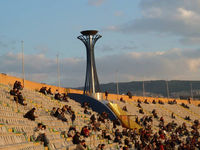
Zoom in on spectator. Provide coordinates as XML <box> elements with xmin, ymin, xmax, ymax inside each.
<box><xmin>71</xmin><ymin>111</ymin><xmax>76</xmax><ymax>124</ymax></box>
<box><xmin>47</xmin><ymin>88</ymin><xmax>53</xmax><ymax>95</ymax></box>
<box><xmin>102</xmin><ymin>130</ymin><xmax>112</xmax><ymax>140</ymax></box>
<box><xmin>10</xmin><ymin>88</ymin><xmax>18</xmax><ymax>96</ymax></box>
<box><xmin>32</xmin><ymin>123</ymin><xmax>49</xmax><ymax>147</ymax></box>
<box><xmin>73</xmin><ymin>132</ymin><xmax>81</xmax><ymax>144</ymax></box>
<box><xmin>152</xmin><ymin>99</ymin><xmax>156</xmax><ymax>104</ymax></box>
<box><xmin>144</xmin><ymin>99</ymin><xmax>149</xmax><ymax>104</ymax></box>
<box><xmin>55</xmin><ymin>91</ymin><xmax>62</xmax><ymax>101</ymax></box>
<box><xmin>120</xmin><ymin>97</ymin><xmax>125</xmax><ymax>103</ymax></box>
<box><xmin>67</xmin><ymin>126</ymin><xmax>76</xmax><ymax>137</ymax></box>
<box><xmin>90</xmin><ymin>114</ymin><xmax>96</xmax><ymax>123</ymax></box>
<box><xmin>39</xmin><ymin>87</ymin><xmax>47</xmax><ymax>95</ymax></box>
<box><xmin>84</xmin><ymin>108</ymin><xmax>91</xmax><ymax>115</ymax></box>
<box><xmin>171</xmin><ymin>112</ymin><xmax>175</xmax><ymax>119</ymax></box>
<box><xmin>75</xmin><ymin>140</ymin><xmax>87</xmax><ymax>150</ymax></box>
<box><xmin>81</xmin><ymin>126</ymin><xmax>90</xmax><ymax>137</ymax></box>
<box><xmin>24</xmin><ymin>108</ymin><xmax>38</xmax><ymax>121</ymax></box>
<box><xmin>122</xmin><ymin>106</ymin><xmax>128</xmax><ymax>112</ymax></box>
<box><xmin>62</xmin><ymin>93</ymin><xmax>69</xmax><ymax>102</ymax></box>
<box><xmin>114</xmin><ymin>135</ymin><xmax>122</xmax><ymax>144</ymax></box>
<box><xmin>105</xmin><ymin>91</ymin><xmax>108</xmax><ymax>100</ymax></box>
<box><xmin>50</xmin><ymin>107</ymin><xmax>57</xmax><ymax>116</ymax></box>
<box><xmin>13</xmin><ymin>81</ymin><xmax>23</xmax><ymax>90</ymax></box>
<box><xmin>127</xmin><ymin>91</ymin><xmax>132</xmax><ymax>99</ymax></box>
<box><xmin>17</xmin><ymin>92</ymin><xmax>27</xmax><ymax>106</ymax></box>
<box><xmin>139</xmin><ymin>108</ymin><xmax>144</xmax><ymax>114</ymax></box>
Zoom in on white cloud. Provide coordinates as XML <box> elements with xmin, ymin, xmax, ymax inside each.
<box><xmin>111</xmin><ymin>0</ymin><xmax>200</xmax><ymax>45</ymax></box>
<box><xmin>1</xmin><ymin>48</ymin><xmax>200</xmax><ymax>88</ymax></box>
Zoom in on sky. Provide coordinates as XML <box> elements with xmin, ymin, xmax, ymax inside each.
<box><xmin>1</xmin><ymin>0</ymin><xmax>200</xmax><ymax>88</ymax></box>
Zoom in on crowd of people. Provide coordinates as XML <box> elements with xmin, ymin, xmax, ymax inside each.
<box><xmin>39</xmin><ymin>86</ymin><xmax>69</xmax><ymax>102</ymax></box>
<box><xmin>10</xmin><ymin>81</ymin><xmax>27</xmax><ymax>106</ymax></box>
<box><xmin>7</xmin><ymin>81</ymin><xmax>200</xmax><ymax>149</ymax></box>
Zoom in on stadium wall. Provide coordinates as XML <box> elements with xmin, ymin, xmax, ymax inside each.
<box><xmin>0</xmin><ymin>73</ymin><xmax>199</xmax><ymax>105</ymax></box>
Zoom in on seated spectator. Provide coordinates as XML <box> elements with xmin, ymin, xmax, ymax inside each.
<box><xmin>160</xmin><ymin>117</ymin><xmax>164</xmax><ymax>124</ymax></box>
<box><xmin>90</xmin><ymin>114</ymin><xmax>96</xmax><ymax>123</ymax></box>
<box><xmin>100</xmin><ymin>144</ymin><xmax>105</xmax><ymax>150</ymax></box>
<box><xmin>115</xmin><ymin>129</ymin><xmax>122</xmax><ymax>138</ymax></box>
<box><xmin>124</xmin><ymin>138</ymin><xmax>132</xmax><ymax>148</ymax></box>
<box><xmin>135</xmin><ymin>116</ymin><xmax>140</xmax><ymax>124</ymax></box>
<box><xmin>96</xmin><ymin>144</ymin><xmax>101</xmax><ymax>150</ymax></box>
<box><xmin>122</xmin><ymin>106</ymin><xmax>128</xmax><ymax>111</ymax></box>
<box><xmin>139</xmin><ymin>108</ymin><xmax>144</xmax><ymax>114</ymax></box>
<box><xmin>93</xmin><ymin>121</ymin><xmax>101</xmax><ymax>131</ymax></box>
<box><xmin>58</xmin><ymin>112</ymin><xmax>68</xmax><ymax>122</ymax></box>
<box><xmin>81</xmin><ymin>126</ymin><xmax>90</xmax><ymax>137</ymax></box>
<box><xmin>152</xmin><ymin>109</ymin><xmax>159</xmax><ymax>119</ymax></box>
<box><xmin>24</xmin><ymin>108</ymin><xmax>38</xmax><ymax>121</ymax></box>
<box><xmin>50</xmin><ymin>107</ymin><xmax>56</xmax><ymax>116</ymax></box>
<box><xmin>32</xmin><ymin>123</ymin><xmax>49</xmax><ymax>147</ymax></box>
<box><xmin>39</xmin><ymin>87</ymin><xmax>47</xmax><ymax>95</ymax></box>
<box><xmin>13</xmin><ymin>81</ymin><xmax>23</xmax><ymax>90</ymax></box>
<box><xmin>144</xmin><ymin>99</ymin><xmax>149</xmax><ymax>104</ymax></box>
<box><xmin>101</xmin><ymin>112</ymin><xmax>108</xmax><ymax>120</ymax></box>
<box><xmin>54</xmin><ymin>108</ymin><xmax>61</xmax><ymax>117</ymax></box>
<box><xmin>61</xmin><ymin>105</ymin><xmax>67</xmax><ymax>113</ymax></box>
<box><xmin>67</xmin><ymin>126</ymin><xmax>76</xmax><ymax>137</ymax></box>
<box><xmin>122</xmin><ymin>128</ymin><xmax>128</xmax><ymax>137</ymax></box>
<box><xmin>120</xmin><ymin>97</ymin><xmax>125</xmax><ymax>103</ymax></box>
<box><xmin>152</xmin><ymin>100</ymin><xmax>156</xmax><ymax>104</ymax></box>
<box><xmin>181</xmin><ymin>103</ymin><xmax>189</xmax><ymax>109</ymax></box>
<box><xmin>158</xmin><ymin>100</ymin><xmax>164</xmax><ymax>105</ymax></box>
<box><xmin>62</xmin><ymin>93</ymin><xmax>69</xmax><ymax>102</ymax></box>
<box><xmin>137</xmin><ymin>103</ymin><xmax>141</xmax><ymax>108</ymax></box>
<box><xmin>171</xmin><ymin>112</ymin><xmax>175</xmax><ymax>119</ymax></box>
<box><xmin>185</xmin><ymin>116</ymin><xmax>191</xmax><ymax>121</ymax></box>
<box><xmin>10</xmin><ymin>88</ymin><xmax>18</xmax><ymax>96</ymax></box>
<box><xmin>73</xmin><ymin>132</ymin><xmax>81</xmax><ymax>144</ymax></box>
<box><xmin>67</xmin><ymin>106</ymin><xmax>73</xmax><ymax>114</ymax></box>
<box><xmin>137</xmin><ymin>99</ymin><xmax>141</xmax><ymax>104</ymax></box>
<box><xmin>47</xmin><ymin>88</ymin><xmax>53</xmax><ymax>95</ymax></box>
<box><xmin>113</xmin><ymin>119</ymin><xmax>121</xmax><ymax>128</ymax></box>
<box><xmin>17</xmin><ymin>92</ymin><xmax>27</xmax><ymax>106</ymax></box>
<box><xmin>114</xmin><ymin>135</ymin><xmax>122</xmax><ymax>144</ymax></box>
<box><xmin>84</xmin><ymin>108</ymin><xmax>91</xmax><ymax>115</ymax></box>
<box><xmin>102</xmin><ymin>130</ymin><xmax>112</xmax><ymax>140</ymax></box>
<box><xmin>75</xmin><ymin>140</ymin><xmax>87</xmax><ymax>150</ymax></box>
<box><xmin>54</xmin><ymin>91</ymin><xmax>62</xmax><ymax>101</ymax></box>
<box><xmin>81</xmin><ymin>102</ymin><xmax>90</xmax><ymax>109</ymax></box>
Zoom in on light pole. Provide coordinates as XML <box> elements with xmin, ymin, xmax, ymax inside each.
<box><xmin>116</xmin><ymin>70</ymin><xmax>119</xmax><ymax>100</ymax></box>
<box><xmin>190</xmin><ymin>83</ymin><xmax>193</xmax><ymax>100</ymax></box>
<box><xmin>166</xmin><ymin>80</ymin><xmax>170</xmax><ymax>99</ymax></box>
<box><xmin>56</xmin><ymin>53</ymin><xmax>61</xmax><ymax>92</ymax></box>
<box><xmin>21</xmin><ymin>40</ymin><xmax>25</xmax><ymax>87</ymax></box>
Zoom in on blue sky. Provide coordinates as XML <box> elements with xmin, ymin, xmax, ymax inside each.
<box><xmin>1</xmin><ymin>0</ymin><xmax>200</xmax><ymax>87</ymax></box>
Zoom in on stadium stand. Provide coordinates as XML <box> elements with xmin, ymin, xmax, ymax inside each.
<box><xmin>0</xmin><ymin>75</ymin><xmax>200</xmax><ymax>149</ymax></box>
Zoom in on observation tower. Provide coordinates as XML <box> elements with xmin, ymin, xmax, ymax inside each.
<box><xmin>77</xmin><ymin>30</ymin><xmax>102</xmax><ymax>97</ymax></box>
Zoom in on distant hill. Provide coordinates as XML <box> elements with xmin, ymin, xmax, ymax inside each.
<box><xmin>98</xmin><ymin>80</ymin><xmax>200</xmax><ymax>99</ymax></box>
